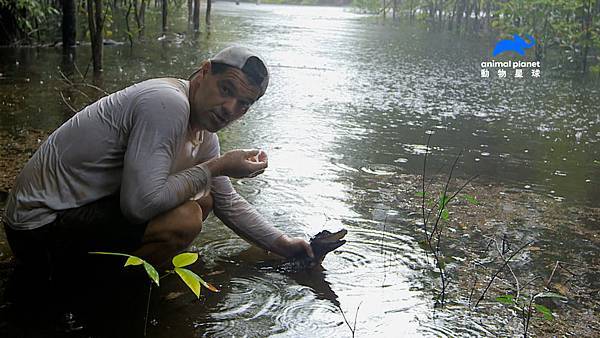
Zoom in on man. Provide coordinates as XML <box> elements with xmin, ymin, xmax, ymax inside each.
<box><xmin>3</xmin><ymin>46</ymin><xmax>314</xmax><ymax>273</ymax></box>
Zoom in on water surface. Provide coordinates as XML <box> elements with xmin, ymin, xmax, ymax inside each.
<box><xmin>0</xmin><ymin>3</ymin><xmax>599</xmax><ymax>337</ymax></box>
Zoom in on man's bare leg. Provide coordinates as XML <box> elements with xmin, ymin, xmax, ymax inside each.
<box><xmin>133</xmin><ymin>194</ymin><xmax>213</xmax><ymax>267</ymax></box>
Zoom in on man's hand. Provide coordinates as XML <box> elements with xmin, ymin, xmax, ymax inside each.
<box><xmin>205</xmin><ymin>149</ymin><xmax>268</xmax><ymax>178</ymax></box>
<box><xmin>272</xmin><ymin>234</ymin><xmax>315</xmax><ymax>259</ymax></box>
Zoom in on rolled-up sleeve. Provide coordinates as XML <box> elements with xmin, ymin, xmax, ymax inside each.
<box><xmin>203</xmin><ymin>134</ymin><xmax>284</xmax><ymax>250</ymax></box>
<box><xmin>120</xmin><ymin>88</ymin><xmax>212</xmax><ymax>223</ymax></box>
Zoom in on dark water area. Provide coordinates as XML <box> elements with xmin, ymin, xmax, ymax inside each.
<box><xmin>1</xmin><ymin>3</ymin><xmax>599</xmax><ymax>337</ymax></box>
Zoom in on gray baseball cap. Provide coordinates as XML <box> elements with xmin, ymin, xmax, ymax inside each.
<box><xmin>211</xmin><ymin>46</ymin><xmax>269</xmax><ymax>97</ymax></box>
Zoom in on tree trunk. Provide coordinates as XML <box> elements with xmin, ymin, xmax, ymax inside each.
<box><xmin>134</xmin><ymin>0</ymin><xmax>146</xmax><ymax>38</ymax></box>
<box><xmin>392</xmin><ymin>0</ymin><xmax>397</xmax><ymax>20</ymax></box>
<box><xmin>88</xmin><ymin>0</ymin><xmax>104</xmax><ymax>74</ymax></box>
<box><xmin>582</xmin><ymin>0</ymin><xmax>592</xmax><ymax>72</ymax></box>
<box><xmin>205</xmin><ymin>0</ymin><xmax>212</xmax><ymax>28</ymax></box>
<box><xmin>193</xmin><ymin>0</ymin><xmax>200</xmax><ymax>31</ymax></box>
<box><xmin>188</xmin><ymin>0</ymin><xmax>192</xmax><ymax>26</ymax></box>
<box><xmin>162</xmin><ymin>0</ymin><xmax>168</xmax><ymax>33</ymax></box>
<box><xmin>62</xmin><ymin>0</ymin><xmax>77</xmax><ymax>51</ymax></box>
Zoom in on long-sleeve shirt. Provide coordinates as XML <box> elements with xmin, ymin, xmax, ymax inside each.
<box><xmin>4</xmin><ymin>78</ymin><xmax>284</xmax><ymax>250</ymax></box>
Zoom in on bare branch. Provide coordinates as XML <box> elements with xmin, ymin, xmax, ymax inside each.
<box><xmin>474</xmin><ymin>240</ymin><xmax>534</xmax><ymax>308</ymax></box>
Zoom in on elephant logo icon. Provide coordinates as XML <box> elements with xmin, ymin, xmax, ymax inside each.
<box><xmin>493</xmin><ymin>34</ymin><xmax>536</xmax><ymax>57</ymax></box>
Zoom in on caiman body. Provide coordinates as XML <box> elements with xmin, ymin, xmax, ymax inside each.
<box><xmin>269</xmin><ymin>229</ymin><xmax>347</xmax><ymax>273</ymax></box>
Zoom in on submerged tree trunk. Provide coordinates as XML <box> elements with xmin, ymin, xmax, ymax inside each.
<box><xmin>88</xmin><ymin>0</ymin><xmax>104</xmax><ymax>74</ymax></box>
<box><xmin>188</xmin><ymin>0</ymin><xmax>193</xmax><ymax>26</ymax></box>
<box><xmin>162</xmin><ymin>0</ymin><xmax>168</xmax><ymax>33</ymax></box>
<box><xmin>206</xmin><ymin>0</ymin><xmax>212</xmax><ymax>28</ymax></box>
<box><xmin>581</xmin><ymin>0</ymin><xmax>593</xmax><ymax>73</ymax></box>
<box><xmin>62</xmin><ymin>0</ymin><xmax>77</xmax><ymax>51</ymax></box>
<box><xmin>134</xmin><ymin>0</ymin><xmax>147</xmax><ymax>38</ymax></box>
<box><xmin>193</xmin><ymin>0</ymin><xmax>200</xmax><ymax>31</ymax></box>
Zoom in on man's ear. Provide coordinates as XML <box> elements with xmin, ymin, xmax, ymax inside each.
<box><xmin>200</xmin><ymin>60</ymin><xmax>212</xmax><ymax>78</ymax></box>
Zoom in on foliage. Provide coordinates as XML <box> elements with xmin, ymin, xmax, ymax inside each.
<box><xmin>495</xmin><ymin>291</ymin><xmax>568</xmax><ymax>335</ymax></box>
<box><xmin>0</xmin><ymin>0</ymin><xmax>60</xmax><ymax>42</ymax></box>
<box><xmin>493</xmin><ymin>0</ymin><xmax>600</xmax><ymax>70</ymax></box>
<box><xmin>90</xmin><ymin>251</ymin><xmax>219</xmax><ymax>298</ymax></box>
<box><xmin>352</xmin><ymin>0</ymin><xmax>600</xmax><ymax>73</ymax></box>
<box><xmin>352</xmin><ymin>0</ymin><xmax>380</xmax><ymax>14</ymax></box>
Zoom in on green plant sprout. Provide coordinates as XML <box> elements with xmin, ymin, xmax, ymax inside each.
<box><xmin>495</xmin><ymin>291</ymin><xmax>567</xmax><ymax>337</ymax></box>
<box><xmin>90</xmin><ymin>251</ymin><xmax>219</xmax><ymax>297</ymax></box>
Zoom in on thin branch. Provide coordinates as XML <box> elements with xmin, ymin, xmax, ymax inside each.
<box><xmin>494</xmin><ymin>238</ymin><xmax>521</xmax><ymax>300</ymax></box>
<box><xmin>352</xmin><ymin>301</ymin><xmax>362</xmax><ymax>335</ymax></box>
<box><xmin>428</xmin><ymin>150</ymin><xmax>462</xmax><ymax>243</ymax></box>
<box><xmin>422</xmin><ymin>132</ymin><xmax>432</xmax><ymax>237</ymax></box>
<box><xmin>144</xmin><ymin>282</ymin><xmax>152</xmax><ymax>337</ymax></box>
<box><xmin>60</xmin><ymin>91</ymin><xmax>78</xmax><ymax>113</ymax></box>
<box><xmin>337</xmin><ymin>305</ymin><xmax>353</xmax><ymax>336</ymax></box>
<box><xmin>474</xmin><ymin>240</ymin><xmax>534</xmax><ymax>308</ymax></box>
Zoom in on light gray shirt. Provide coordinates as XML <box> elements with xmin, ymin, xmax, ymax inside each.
<box><xmin>4</xmin><ymin>78</ymin><xmax>283</xmax><ymax>249</ymax></box>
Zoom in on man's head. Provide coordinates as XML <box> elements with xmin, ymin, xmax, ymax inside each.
<box><xmin>188</xmin><ymin>46</ymin><xmax>269</xmax><ymax>132</ymax></box>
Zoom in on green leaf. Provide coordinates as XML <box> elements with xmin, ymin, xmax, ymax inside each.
<box><xmin>124</xmin><ymin>256</ymin><xmax>144</xmax><ymax>266</ymax></box>
<box><xmin>172</xmin><ymin>252</ymin><xmax>198</xmax><ymax>268</ymax></box>
<box><xmin>534</xmin><ymin>304</ymin><xmax>553</xmax><ymax>321</ymax></box>
<box><xmin>441</xmin><ymin>209</ymin><xmax>449</xmax><ymax>221</ymax></box>
<box><xmin>197</xmin><ymin>275</ymin><xmax>220</xmax><ymax>293</ymax></box>
<box><xmin>175</xmin><ymin>267</ymin><xmax>201</xmax><ymax>298</ymax></box>
<box><xmin>535</xmin><ymin>292</ymin><xmax>567</xmax><ymax>300</ymax></box>
<box><xmin>415</xmin><ymin>191</ymin><xmax>427</xmax><ymax>197</ymax></box>
<box><xmin>463</xmin><ymin>194</ymin><xmax>478</xmax><ymax>205</ymax></box>
<box><xmin>496</xmin><ymin>295</ymin><xmax>515</xmax><ymax>305</ymax></box>
<box><xmin>144</xmin><ymin>262</ymin><xmax>160</xmax><ymax>286</ymax></box>
<box><xmin>438</xmin><ymin>193</ymin><xmax>450</xmax><ymax>208</ymax></box>
<box><xmin>417</xmin><ymin>240</ymin><xmax>431</xmax><ymax>251</ymax></box>
<box><xmin>436</xmin><ymin>258</ymin><xmax>446</xmax><ymax>270</ymax></box>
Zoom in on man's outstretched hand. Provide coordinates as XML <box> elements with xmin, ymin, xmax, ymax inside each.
<box><xmin>205</xmin><ymin>149</ymin><xmax>268</xmax><ymax>178</ymax></box>
<box><xmin>272</xmin><ymin>234</ymin><xmax>315</xmax><ymax>259</ymax></box>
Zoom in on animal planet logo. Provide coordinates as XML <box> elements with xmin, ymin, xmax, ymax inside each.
<box><xmin>493</xmin><ymin>34</ymin><xmax>535</xmax><ymax>56</ymax></box>
<box><xmin>480</xmin><ymin>34</ymin><xmax>541</xmax><ymax>78</ymax></box>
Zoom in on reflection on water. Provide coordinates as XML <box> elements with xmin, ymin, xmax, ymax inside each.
<box><xmin>1</xmin><ymin>2</ymin><xmax>599</xmax><ymax>337</ymax></box>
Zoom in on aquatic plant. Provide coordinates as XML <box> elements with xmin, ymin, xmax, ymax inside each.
<box><xmin>90</xmin><ymin>251</ymin><xmax>219</xmax><ymax>296</ymax></box>
<box><xmin>90</xmin><ymin>251</ymin><xmax>219</xmax><ymax>336</ymax></box>
<box><xmin>495</xmin><ymin>291</ymin><xmax>567</xmax><ymax>338</ymax></box>
<box><xmin>419</xmin><ymin>132</ymin><xmax>478</xmax><ymax>307</ymax></box>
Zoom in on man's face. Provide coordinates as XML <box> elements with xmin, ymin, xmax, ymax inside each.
<box><xmin>189</xmin><ymin>62</ymin><xmax>262</xmax><ymax>132</ymax></box>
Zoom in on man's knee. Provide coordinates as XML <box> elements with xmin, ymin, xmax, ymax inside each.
<box><xmin>145</xmin><ymin>201</ymin><xmax>204</xmax><ymax>250</ymax></box>
<box><xmin>196</xmin><ymin>193</ymin><xmax>213</xmax><ymax>221</ymax></box>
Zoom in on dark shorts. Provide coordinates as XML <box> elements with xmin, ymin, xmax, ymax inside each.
<box><xmin>4</xmin><ymin>193</ymin><xmax>148</xmax><ymax>271</ymax></box>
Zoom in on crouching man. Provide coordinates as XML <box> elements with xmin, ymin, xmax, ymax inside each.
<box><xmin>3</xmin><ymin>46</ymin><xmax>313</xmax><ymax>276</ymax></box>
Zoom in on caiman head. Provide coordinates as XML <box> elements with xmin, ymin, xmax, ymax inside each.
<box><xmin>309</xmin><ymin>229</ymin><xmax>347</xmax><ymax>264</ymax></box>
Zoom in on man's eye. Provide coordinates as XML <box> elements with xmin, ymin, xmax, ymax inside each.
<box><xmin>221</xmin><ymin>86</ymin><xmax>231</xmax><ymax>96</ymax></box>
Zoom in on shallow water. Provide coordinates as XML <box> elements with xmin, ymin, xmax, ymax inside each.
<box><xmin>0</xmin><ymin>3</ymin><xmax>599</xmax><ymax>337</ymax></box>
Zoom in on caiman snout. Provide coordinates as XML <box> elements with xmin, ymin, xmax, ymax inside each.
<box><xmin>310</xmin><ymin>229</ymin><xmax>347</xmax><ymax>263</ymax></box>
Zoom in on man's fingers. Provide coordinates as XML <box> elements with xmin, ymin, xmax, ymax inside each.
<box><xmin>248</xmin><ymin>169</ymin><xmax>265</xmax><ymax>178</ymax></box>
<box><xmin>304</xmin><ymin>241</ymin><xmax>315</xmax><ymax>259</ymax></box>
<box><xmin>257</xmin><ymin>150</ymin><xmax>268</xmax><ymax>162</ymax></box>
<box><xmin>244</xmin><ymin>149</ymin><xmax>261</xmax><ymax>158</ymax></box>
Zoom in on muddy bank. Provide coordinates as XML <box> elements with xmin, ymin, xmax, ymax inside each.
<box><xmin>0</xmin><ymin>129</ymin><xmax>49</xmax><ymax>194</ymax></box>
<box><xmin>398</xmin><ymin>175</ymin><xmax>600</xmax><ymax>337</ymax></box>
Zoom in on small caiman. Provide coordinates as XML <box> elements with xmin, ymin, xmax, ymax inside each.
<box><xmin>262</xmin><ymin>229</ymin><xmax>348</xmax><ymax>273</ymax></box>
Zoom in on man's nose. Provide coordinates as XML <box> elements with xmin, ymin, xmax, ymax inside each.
<box><xmin>222</xmin><ymin>98</ymin><xmax>241</xmax><ymax>118</ymax></box>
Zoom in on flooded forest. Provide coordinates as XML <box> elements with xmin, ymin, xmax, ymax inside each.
<box><xmin>0</xmin><ymin>0</ymin><xmax>599</xmax><ymax>337</ymax></box>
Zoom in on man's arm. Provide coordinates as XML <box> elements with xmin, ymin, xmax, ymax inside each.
<box><xmin>120</xmin><ymin>87</ymin><xmax>212</xmax><ymax>223</ymax></box>
<box><xmin>203</xmin><ymin>134</ymin><xmax>313</xmax><ymax>258</ymax></box>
